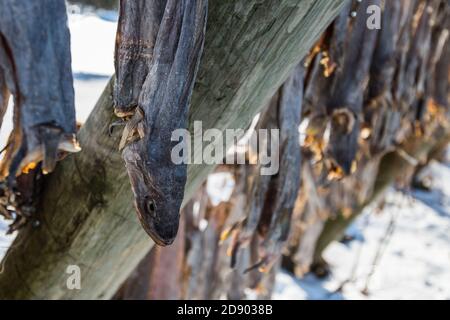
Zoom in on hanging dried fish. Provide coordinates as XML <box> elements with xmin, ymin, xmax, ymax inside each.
<box><xmin>392</xmin><ymin>0</ymin><xmax>420</xmax><ymax>108</ymax></box>
<box><xmin>432</xmin><ymin>33</ymin><xmax>449</xmax><ymax>110</ymax></box>
<box><xmin>416</xmin><ymin>2</ymin><xmax>449</xmax><ymax>128</ymax></box>
<box><xmin>254</xmin><ymin>65</ymin><xmax>304</xmax><ymax>271</ymax></box>
<box><xmin>0</xmin><ymin>0</ymin><xmax>80</xmax><ymax>183</ymax></box>
<box><xmin>326</xmin><ymin>0</ymin><xmax>380</xmax><ymax>175</ymax></box>
<box><xmin>114</xmin><ymin>0</ymin><xmax>166</xmax><ymax>118</ymax></box>
<box><xmin>367</xmin><ymin>0</ymin><xmax>402</xmax><ymax>102</ymax></box>
<box><xmin>115</xmin><ymin>0</ymin><xmax>208</xmax><ymax>245</ymax></box>
<box><xmin>229</xmin><ymin>65</ymin><xmax>305</xmax><ymax>272</ymax></box>
<box><xmin>303</xmin><ymin>3</ymin><xmax>351</xmax><ymax>161</ymax></box>
<box><xmin>364</xmin><ymin>0</ymin><xmax>402</xmax><ymax>154</ymax></box>
<box><xmin>400</xmin><ymin>0</ymin><xmax>438</xmax><ymax>111</ymax></box>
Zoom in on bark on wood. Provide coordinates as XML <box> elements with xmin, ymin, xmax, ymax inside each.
<box><xmin>0</xmin><ymin>0</ymin><xmax>346</xmax><ymax>299</ymax></box>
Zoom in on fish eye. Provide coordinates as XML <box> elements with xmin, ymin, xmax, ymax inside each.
<box><xmin>147</xmin><ymin>200</ymin><xmax>156</xmax><ymax>214</ymax></box>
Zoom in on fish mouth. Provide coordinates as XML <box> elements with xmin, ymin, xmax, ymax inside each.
<box><xmin>125</xmin><ymin>160</ymin><xmax>177</xmax><ymax>246</ymax></box>
<box><xmin>134</xmin><ymin>200</ymin><xmax>176</xmax><ymax>246</ymax></box>
<box><xmin>142</xmin><ymin>226</ymin><xmax>175</xmax><ymax>246</ymax></box>
<box><xmin>122</xmin><ymin>142</ymin><xmax>179</xmax><ymax>246</ymax></box>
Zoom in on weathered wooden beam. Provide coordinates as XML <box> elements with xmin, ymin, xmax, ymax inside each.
<box><xmin>0</xmin><ymin>0</ymin><xmax>345</xmax><ymax>299</ymax></box>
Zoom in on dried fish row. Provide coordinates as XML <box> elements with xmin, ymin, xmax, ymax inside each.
<box><xmin>287</xmin><ymin>0</ymin><xmax>450</xmax><ymax>277</ymax></box>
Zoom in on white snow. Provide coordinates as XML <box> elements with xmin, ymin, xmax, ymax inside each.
<box><xmin>207</xmin><ymin>172</ymin><xmax>236</xmax><ymax>206</ymax></box>
<box><xmin>1</xmin><ymin>10</ymin><xmax>450</xmax><ymax>300</ymax></box>
<box><xmin>69</xmin><ymin>12</ymin><xmax>117</xmax><ymax>77</ymax></box>
<box><xmin>69</xmin><ymin>10</ymin><xmax>117</xmax><ymax>123</ymax></box>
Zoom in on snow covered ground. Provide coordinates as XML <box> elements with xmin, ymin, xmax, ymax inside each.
<box><xmin>1</xmin><ymin>9</ymin><xmax>450</xmax><ymax>300</ymax></box>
